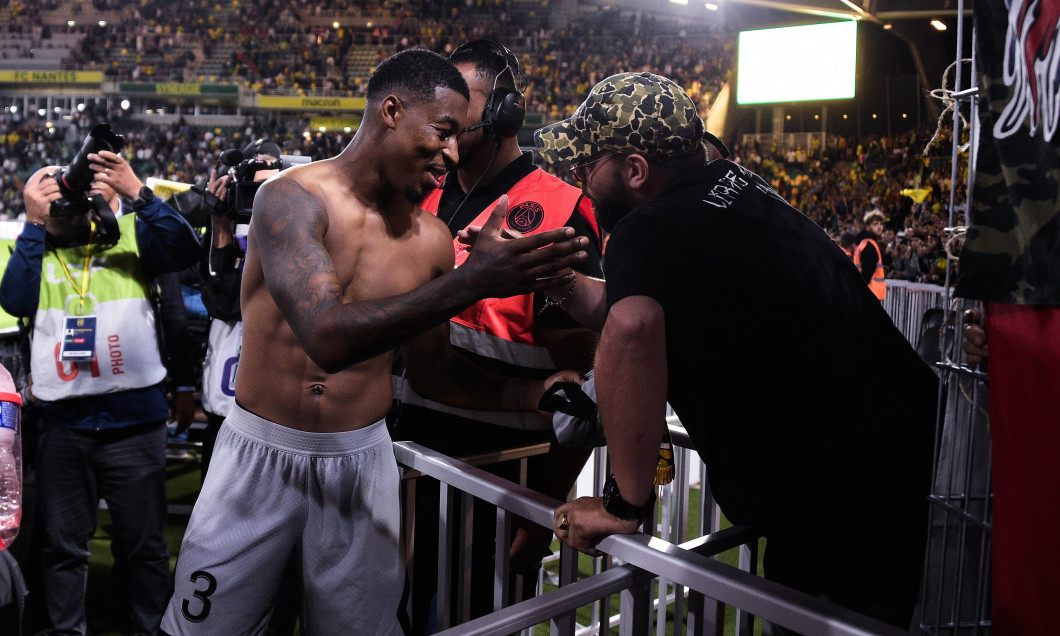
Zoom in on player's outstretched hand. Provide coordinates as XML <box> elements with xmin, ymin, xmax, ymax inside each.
<box><xmin>461</xmin><ymin>195</ymin><xmax>588</xmax><ymax>299</ymax></box>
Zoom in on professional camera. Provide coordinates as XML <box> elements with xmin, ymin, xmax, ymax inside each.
<box><xmin>170</xmin><ymin>140</ymin><xmax>308</xmax><ymax>227</ymax></box>
<box><xmin>49</xmin><ymin>123</ymin><xmax>124</xmax><ymax>244</ymax></box>
<box><xmin>217</xmin><ymin>140</ymin><xmax>285</xmax><ymax>224</ymax></box>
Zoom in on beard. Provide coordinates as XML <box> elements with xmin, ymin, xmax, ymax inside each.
<box><xmin>591</xmin><ymin>187</ymin><xmax>633</xmax><ymax>233</ymax></box>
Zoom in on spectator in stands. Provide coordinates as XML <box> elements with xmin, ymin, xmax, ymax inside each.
<box><xmin>854</xmin><ymin>209</ymin><xmax>887</xmax><ymax>300</ymax></box>
<box><xmin>390</xmin><ymin>39</ymin><xmax>603</xmax><ymax>632</ymax></box>
<box><xmin>918</xmin><ymin>233</ymin><xmax>944</xmax><ymax>285</ymax></box>
<box><xmin>890</xmin><ymin>235</ymin><xmax>922</xmax><ymax>281</ymax></box>
<box><xmin>161</xmin><ymin>49</ymin><xmax>588</xmax><ymax>635</ymax></box>
<box><xmin>0</xmin><ymin>144</ymin><xmax>200</xmax><ymax>635</ymax></box>
<box><xmin>839</xmin><ymin>231</ymin><xmax>856</xmax><ymax>259</ymax></box>
<box><xmin>539</xmin><ymin>72</ymin><xmax>937</xmax><ymax>630</ymax></box>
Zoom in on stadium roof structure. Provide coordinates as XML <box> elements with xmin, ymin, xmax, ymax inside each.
<box><xmin>593</xmin><ymin>0</ymin><xmax>969</xmax><ymax>81</ymax></box>
<box><xmin>718</xmin><ymin>0</ymin><xmax>963</xmax><ymax>25</ymax></box>
<box><xmin>720</xmin><ymin>0</ymin><xmax>970</xmax><ymax>103</ymax></box>
<box><xmin>594</xmin><ymin>0</ymin><xmax>966</xmax><ymax>31</ymax></box>
<box><xmin>590</xmin><ymin>0</ymin><xmax>970</xmax><ymax>126</ymax></box>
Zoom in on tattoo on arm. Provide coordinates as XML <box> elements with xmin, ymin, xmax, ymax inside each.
<box><xmin>255</xmin><ymin>178</ymin><xmax>342</xmax><ymax>340</ymax></box>
<box><xmin>252</xmin><ymin>178</ymin><xmax>475</xmax><ymax>371</ymax></box>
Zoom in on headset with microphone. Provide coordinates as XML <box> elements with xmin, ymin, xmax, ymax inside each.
<box><xmin>438</xmin><ymin>39</ymin><xmax>530</xmax><ymax>230</ymax></box>
<box><xmin>451</xmin><ymin>39</ymin><xmax>527</xmax><ymax>143</ymax></box>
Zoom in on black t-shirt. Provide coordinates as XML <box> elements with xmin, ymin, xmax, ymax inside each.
<box><xmin>603</xmin><ymin>160</ymin><xmax>937</xmax><ymax>531</ymax></box>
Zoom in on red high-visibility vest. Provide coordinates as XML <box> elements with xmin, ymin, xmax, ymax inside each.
<box><xmin>400</xmin><ymin>169</ymin><xmax>594</xmax><ymax>429</ymax></box>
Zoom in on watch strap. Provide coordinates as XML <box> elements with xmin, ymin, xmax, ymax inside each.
<box><xmin>134</xmin><ymin>186</ymin><xmax>156</xmax><ymax>207</ymax></box>
<box><xmin>603</xmin><ymin>473</ymin><xmax>656</xmax><ymax>524</ymax></box>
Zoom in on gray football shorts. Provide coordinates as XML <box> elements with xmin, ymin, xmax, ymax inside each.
<box><xmin>162</xmin><ymin>403</ymin><xmax>404</xmax><ymax>635</ymax></box>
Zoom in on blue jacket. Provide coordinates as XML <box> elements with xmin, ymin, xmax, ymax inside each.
<box><xmin>0</xmin><ymin>192</ymin><xmax>201</xmax><ymax>430</ymax></box>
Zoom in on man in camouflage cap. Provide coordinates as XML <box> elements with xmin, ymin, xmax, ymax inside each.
<box><xmin>541</xmin><ymin>72</ymin><xmax>938</xmax><ymax>630</ymax></box>
<box><xmin>535</xmin><ymin>71</ymin><xmax>717</xmax><ymax>169</ymax></box>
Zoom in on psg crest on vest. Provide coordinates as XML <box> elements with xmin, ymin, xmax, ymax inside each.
<box><xmin>507</xmin><ymin>201</ymin><xmax>545</xmax><ymax>233</ymax></box>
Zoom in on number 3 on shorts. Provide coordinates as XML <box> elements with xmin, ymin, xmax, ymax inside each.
<box><xmin>181</xmin><ymin>570</ymin><xmax>217</xmax><ymax>622</ymax></box>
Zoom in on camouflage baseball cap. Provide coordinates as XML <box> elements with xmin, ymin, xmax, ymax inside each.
<box><xmin>534</xmin><ymin>72</ymin><xmax>704</xmax><ymax>169</ymax></box>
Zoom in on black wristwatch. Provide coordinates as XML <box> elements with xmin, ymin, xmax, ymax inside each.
<box><xmin>602</xmin><ymin>473</ymin><xmax>656</xmax><ymax>524</ymax></box>
<box><xmin>133</xmin><ymin>185</ymin><xmax>155</xmax><ymax>207</ymax></box>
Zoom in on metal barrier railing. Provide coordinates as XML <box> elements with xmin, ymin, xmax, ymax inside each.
<box><xmin>0</xmin><ymin>277</ymin><xmax>987</xmax><ymax>633</ymax></box>
<box><xmin>910</xmin><ymin>10</ymin><xmax>995</xmax><ymax>626</ymax></box>
<box><xmin>395</xmin><ymin>279</ymin><xmax>992</xmax><ymax>635</ymax></box>
<box><xmin>916</xmin><ymin>362</ymin><xmax>991</xmax><ymax>635</ymax></box>
<box><xmin>876</xmin><ymin>281</ymin><xmax>993</xmax><ymax>634</ymax></box>
<box><xmin>881</xmin><ymin>279</ymin><xmax>951</xmax><ymax>344</ymax></box>
<box><xmin>395</xmin><ymin>439</ymin><xmax>908</xmax><ymax>636</ymax></box>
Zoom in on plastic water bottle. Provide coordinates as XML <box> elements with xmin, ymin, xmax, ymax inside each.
<box><xmin>0</xmin><ymin>362</ymin><xmax>22</xmax><ymax>550</ymax></box>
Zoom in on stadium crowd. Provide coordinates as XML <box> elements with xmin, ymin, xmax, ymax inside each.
<box><xmin>4</xmin><ymin>0</ymin><xmax>732</xmax><ymax>110</ymax></box>
<box><xmin>2</xmin><ymin>5</ymin><xmax>956</xmax><ymax>287</ymax></box>
<box><xmin>0</xmin><ymin>99</ymin><xmax>958</xmax><ymax>286</ymax></box>
<box><xmin>2</xmin><ymin>0</ymin><xmax>959</xmax><ymax>289</ymax></box>
<box><xmin>0</xmin><ymin>3</ymin><xmax>983</xmax><ymax>634</ymax></box>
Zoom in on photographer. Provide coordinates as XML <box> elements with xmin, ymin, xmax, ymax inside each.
<box><xmin>197</xmin><ymin>139</ymin><xmax>283</xmax><ymax>479</ymax></box>
<box><xmin>0</xmin><ymin>129</ymin><xmax>200</xmax><ymax>635</ymax></box>
<box><xmin>83</xmin><ymin>142</ymin><xmax>199</xmax><ymax>438</ymax></box>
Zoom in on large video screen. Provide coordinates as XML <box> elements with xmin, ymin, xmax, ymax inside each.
<box><xmin>736</xmin><ymin>21</ymin><xmax>857</xmax><ymax>104</ymax></box>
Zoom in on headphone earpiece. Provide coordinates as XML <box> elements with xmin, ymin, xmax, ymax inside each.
<box><xmin>453</xmin><ymin>39</ymin><xmax>527</xmax><ymax>143</ymax></box>
<box><xmin>484</xmin><ymin>86</ymin><xmax>526</xmax><ymax>141</ymax></box>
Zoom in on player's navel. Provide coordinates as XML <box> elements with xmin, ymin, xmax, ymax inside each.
<box><xmin>309</xmin><ymin>383</ymin><xmax>326</xmax><ymax>396</ymax></box>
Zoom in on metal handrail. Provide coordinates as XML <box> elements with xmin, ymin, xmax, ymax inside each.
<box><xmin>394</xmin><ymin>441</ymin><xmax>908</xmax><ymax>635</ymax></box>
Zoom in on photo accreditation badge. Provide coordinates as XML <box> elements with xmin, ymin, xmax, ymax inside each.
<box><xmin>60</xmin><ymin>315</ymin><xmax>98</xmax><ymax>362</ymax></box>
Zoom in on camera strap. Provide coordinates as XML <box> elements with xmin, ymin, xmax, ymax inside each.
<box><xmin>89</xmin><ymin>194</ymin><xmax>121</xmax><ymax>246</ymax></box>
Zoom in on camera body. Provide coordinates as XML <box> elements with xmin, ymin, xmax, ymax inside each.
<box><xmin>171</xmin><ymin>150</ymin><xmax>308</xmax><ymax>227</ymax></box>
<box><xmin>49</xmin><ymin>123</ymin><xmax>125</xmax><ymax>244</ymax></box>
<box><xmin>218</xmin><ymin>153</ymin><xmax>285</xmax><ymax>224</ymax></box>
<box><xmin>166</xmin><ymin>146</ymin><xmax>307</xmax><ymax>228</ymax></box>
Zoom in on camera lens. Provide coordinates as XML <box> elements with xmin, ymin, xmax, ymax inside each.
<box><xmin>56</xmin><ymin>123</ymin><xmax>125</xmax><ymax>198</ymax></box>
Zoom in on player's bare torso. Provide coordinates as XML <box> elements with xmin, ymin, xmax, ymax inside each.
<box><xmin>236</xmin><ymin>160</ymin><xmax>452</xmax><ymax>432</ymax></box>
